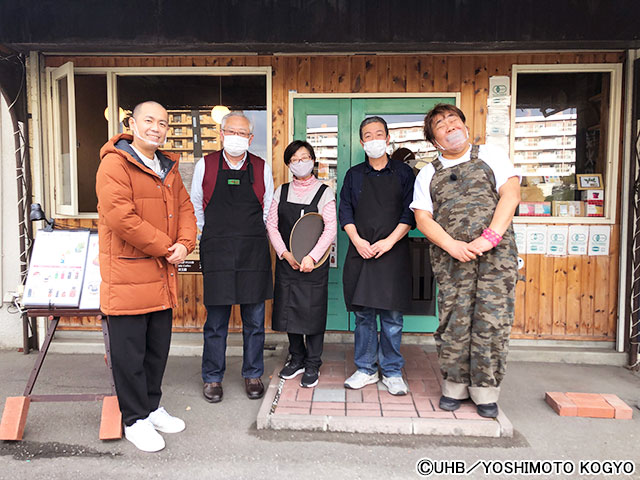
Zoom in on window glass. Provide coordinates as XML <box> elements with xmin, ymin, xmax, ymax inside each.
<box><xmin>75</xmin><ymin>74</ymin><xmax>108</xmax><ymax>212</ymax></box>
<box><xmin>117</xmin><ymin>75</ymin><xmax>268</xmax><ymax>196</ymax></box>
<box><xmin>55</xmin><ymin>76</ymin><xmax>71</xmax><ymax>205</ymax></box>
<box><xmin>514</xmin><ymin>72</ymin><xmax>610</xmax><ymax>218</ymax></box>
<box><xmin>377</xmin><ymin>114</ymin><xmax>437</xmax><ymax>174</ymax></box>
<box><xmin>306</xmin><ymin>115</ymin><xmax>338</xmax><ymax>191</ymax></box>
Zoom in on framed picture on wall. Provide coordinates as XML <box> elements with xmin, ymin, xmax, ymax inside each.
<box><xmin>576</xmin><ymin>174</ymin><xmax>603</xmax><ymax>190</ymax></box>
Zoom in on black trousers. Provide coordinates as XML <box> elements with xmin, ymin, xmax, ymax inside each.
<box><xmin>108</xmin><ymin>309</ymin><xmax>172</xmax><ymax>426</ymax></box>
<box><xmin>288</xmin><ymin>332</ymin><xmax>324</xmax><ymax>369</ymax></box>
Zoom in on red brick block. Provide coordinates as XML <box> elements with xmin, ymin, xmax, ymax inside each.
<box><xmin>382</xmin><ymin>410</ymin><xmax>416</xmax><ymax>417</ymax></box>
<box><xmin>318</xmin><ymin>376</ymin><xmax>346</xmax><ymax>385</ymax></box>
<box><xmin>99</xmin><ymin>396</ymin><xmax>123</xmax><ymax>440</ymax></box>
<box><xmin>413</xmin><ymin>398</ymin><xmax>434</xmax><ymax>411</ymax></box>
<box><xmin>277</xmin><ymin>400</ymin><xmax>311</xmax><ymax>409</ymax></box>
<box><xmin>0</xmin><ymin>396</ymin><xmax>30</xmax><ymax>440</ymax></box>
<box><xmin>279</xmin><ymin>389</ymin><xmax>298</xmax><ymax>401</ymax></box>
<box><xmin>347</xmin><ymin>409</ymin><xmax>381</xmax><ymax>417</ymax></box>
<box><xmin>417</xmin><ymin>410</ymin><xmax>455</xmax><ymax>419</ymax></box>
<box><xmin>379</xmin><ymin>392</ymin><xmax>413</xmax><ymax>404</ymax></box>
<box><xmin>380</xmin><ymin>402</ymin><xmax>417</xmax><ymax>411</ymax></box>
<box><xmin>601</xmin><ymin>394</ymin><xmax>633</xmax><ymax>420</ymax></box>
<box><xmin>360</xmin><ymin>383</ymin><xmax>379</xmax><ymax>391</ymax></box>
<box><xmin>565</xmin><ymin>392</ymin><xmax>614</xmax><ymax>418</ymax></box>
<box><xmin>362</xmin><ymin>390</ymin><xmax>380</xmax><ymax>403</ymax></box>
<box><xmin>311</xmin><ymin>408</ymin><xmax>345</xmax><ymax>416</ymax></box>
<box><xmin>281</xmin><ymin>381</ymin><xmax>299</xmax><ymax>392</ymax></box>
<box><xmin>545</xmin><ymin>392</ymin><xmax>578</xmax><ymax>416</ymax></box>
<box><xmin>408</xmin><ymin>380</ymin><xmax>426</xmax><ymax>393</ymax></box>
<box><xmin>296</xmin><ymin>388</ymin><xmax>314</xmax><ymax>402</ymax></box>
<box><xmin>346</xmin><ymin>402</ymin><xmax>381</xmax><ymax>411</ymax></box>
<box><xmin>453</xmin><ymin>411</ymin><xmax>493</xmax><ymax>421</ymax></box>
<box><xmin>423</xmin><ymin>381</ymin><xmax>442</xmax><ymax>394</ymax></box>
<box><xmin>312</xmin><ymin>402</ymin><xmax>345</xmax><ymax>410</ymax></box>
<box><xmin>456</xmin><ymin>402</ymin><xmax>477</xmax><ymax>413</ymax></box>
<box><xmin>274</xmin><ymin>406</ymin><xmax>310</xmax><ymax>415</ymax></box>
<box><xmin>346</xmin><ymin>389</ymin><xmax>363</xmax><ymax>403</ymax></box>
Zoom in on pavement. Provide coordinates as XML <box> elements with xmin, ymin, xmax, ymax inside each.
<box><xmin>1</xmin><ymin>345</ymin><xmax>639</xmax><ymax>480</ymax></box>
<box><xmin>258</xmin><ymin>344</ymin><xmax>512</xmax><ymax>437</ymax></box>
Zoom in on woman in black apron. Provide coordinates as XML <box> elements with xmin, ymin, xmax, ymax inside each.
<box><xmin>266</xmin><ymin>140</ymin><xmax>337</xmax><ymax>388</ymax></box>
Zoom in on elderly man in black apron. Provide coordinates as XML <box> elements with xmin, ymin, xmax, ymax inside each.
<box><xmin>339</xmin><ymin>116</ymin><xmax>415</xmax><ymax>396</ymax></box>
<box><xmin>190</xmin><ymin>111</ymin><xmax>274</xmax><ymax>403</ymax></box>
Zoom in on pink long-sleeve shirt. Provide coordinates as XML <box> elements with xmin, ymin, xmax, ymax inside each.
<box><xmin>266</xmin><ymin>175</ymin><xmax>337</xmax><ymax>262</ymax></box>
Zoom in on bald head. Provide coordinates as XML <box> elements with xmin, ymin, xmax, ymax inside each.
<box><xmin>132</xmin><ymin>101</ymin><xmax>168</xmax><ymax>121</ymax></box>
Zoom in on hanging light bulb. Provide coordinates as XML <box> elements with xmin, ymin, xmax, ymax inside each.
<box><xmin>104</xmin><ymin>107</ymin><xmax>128</xmax><ymax>122</ymax></box>
<box><xmin>211</xmin><ymin>105</ymin><xmax>230</xmax><ymax>124</ymax></box>
<box><xmin>211</xmin><ymin>76</ymin><xmax>229</xmax><ymax>124</ymax></box>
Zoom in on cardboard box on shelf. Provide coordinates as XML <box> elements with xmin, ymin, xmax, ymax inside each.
<box><xmin>553</xmin><ymin>201</ymin><xmax>584</xmax><ymax>217</ymax></box>
<box><xmin>581</xmin><ymin>189</ymin><xmax>604</xmax><ymax>204</ymax></box>
<box><xmin>586</xmin><ymin>203</ymin><xmax>604</xmax><ymax>217</ymax></box>
<box><xmin>520</xmin><ymin>186</ymin><xmax>546</xmax><ymax>202</ymax></box>
<box><xmin>519</xmin><ymin>202</ymin><xmax>551</xmax><ymax>216</ymax></box>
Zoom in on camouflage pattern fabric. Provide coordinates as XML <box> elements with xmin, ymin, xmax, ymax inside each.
<box><xmin>429</xmin><ymin>145</ymin><xmax>518</xmax><ymax>402</ymax></box>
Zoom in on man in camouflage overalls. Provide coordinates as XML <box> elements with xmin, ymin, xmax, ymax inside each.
<box><xmin>411</xmin><ymin>104</ymin><xmax>520</xmax><ymax>418</ymax></box>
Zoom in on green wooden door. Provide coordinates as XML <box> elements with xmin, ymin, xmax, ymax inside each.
<box><xmin>349</xmin><ymin>97</ymin><xmax>454</xmax><ymax>333</ymax></box>
<box><xmin>293</xmin><ymin>96</ymin><xmax>455</xmax><ymax>333</ymax></box>
<box><xmin>293</xmin><ymin>98</ymin><xmax>351</xmax><ymax>330</ymax></box>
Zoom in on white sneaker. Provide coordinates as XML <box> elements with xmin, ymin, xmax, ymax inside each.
<box><xmin>344</xmin><ymin>370</ymin><xmax>379</xmax><ymax>390</ymax></box>
<box><xmin>148</xmin><ymin>407</ymin><xmax>186</xmax><ymax>433</ymax></box>
<box><xmin>382</xmin><ymin>375</ymin><xmax>408</xmax><ymax>396</ymax></box>
<box><xmin>124</xmin><ymin>418</ymin><xmax>165</xmax><ymax>452</ymax></box>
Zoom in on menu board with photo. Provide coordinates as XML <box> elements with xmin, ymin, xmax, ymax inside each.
<box><xmin>23</xmin><ymin>230</ymin><xmax>91</xmax><ymax>308</ymax></box>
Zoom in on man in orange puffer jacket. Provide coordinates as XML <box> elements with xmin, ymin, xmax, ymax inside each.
<box><xmin>96</xmin><ymin>101</ymin><xmax>197</xmax><ymax>452</ymax></box>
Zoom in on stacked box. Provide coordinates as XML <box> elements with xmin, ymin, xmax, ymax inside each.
<box><xmin>586</xmin><ymin>203</ymin><xmax>604</xmax><ymax>217</ymax></box>
<box><xmin>581</xmin><ymin>189</ymin><xmax>604</xmax><ymax>217</ymax></box>
<box><xmin>519</xmin><ymin>202</ymin><xmax>551</xmax><ymax>216</ymax></box>
<box><xmin>553</xmin><ymin>201</ymin><xmax>583</xmax><ymax>217</ymax></box>
<box><xmin>581</xmin><ymin>189</ymin><xmax>604</xmax><ymax>204</ymax></box>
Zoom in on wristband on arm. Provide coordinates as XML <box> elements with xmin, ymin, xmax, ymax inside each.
<box><xmin>482</xmin><ymin>228</ymin><xmax>503</xmax><ymax>247</ymax></box>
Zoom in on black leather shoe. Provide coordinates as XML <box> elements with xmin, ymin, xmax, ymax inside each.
<box><xmin>438</xmin><ymin>395</ymin><xmax>461</xmax><ymax>411</ymax></box>
<box><xmin>203</xmin><ymin>382</ymin><xmax>223</xmax><ymax>403</ymax></box>
<box><xmin>244</xmin><ymin>377</ymin><xmax>265</xmax><ymax>399</ymax></box>
<box><xmin>476</xmin><ymin>403</ymin><xmax>498</xmax><ymax>418</ymax></box>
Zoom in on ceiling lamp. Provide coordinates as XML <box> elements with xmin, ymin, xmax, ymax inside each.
<box><xmin>103</xmin><ymin>106</ymin><xmax>128</xmax><ymax>122</ymax></box>
<box><xmin>211</xmin><ymin>76</ymin><xmax>230</xmax><ymax>124</ymax></box>
<box><xmin>211</xmin><ymin>105</ymin><xmax>230</xmax><ymax>124</ymax></box>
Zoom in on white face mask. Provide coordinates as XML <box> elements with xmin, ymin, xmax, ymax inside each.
<box><xmin>363</xmin><ymin>139</ymin><xmax>388</xmax><ymax>159</ymax></box>
<box><xmin>223</xmin><ymin>135</ymin><xmax>250</xmax><ymax>157</ymax></box>
<box><xmin>131</xmin><ymin>119</ymin><xmax>165</xmax><ymax>147</ymax></box>
<box><xmin>289</xmin><ymin>159</ymin><xmax>314</xmax><ymax>178</ymax></box>
<box><xmin>437</xmin><ymin>129</ymin><xmax>468</xmax><ymax>151</ymax></box>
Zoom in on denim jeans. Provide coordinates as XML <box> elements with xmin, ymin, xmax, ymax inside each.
<box><xmin>202</xmin><ymin>303</ymin><xmax>265</xmax><ymax>382</ymax></box>
<box><xmin>353</xmin><ymin>308</ymin><xmax>404</xmax><ymax>377</ymax></box>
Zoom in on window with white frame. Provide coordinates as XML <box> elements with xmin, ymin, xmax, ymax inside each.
<box><xmin>510</xmin><ymin>64</ymin><xmax>622</xmax><ymax>222</ymax></box>
<box><xmin>46</xmin><ymin>63</ymin><xmax>272</xmax><ymax>216</ymax></box>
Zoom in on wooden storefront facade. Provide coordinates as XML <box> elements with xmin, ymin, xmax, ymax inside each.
<box><xmin>36</xmin><ymin>50</ymin><xmax>624</xmax><ymax>343</ymax></box>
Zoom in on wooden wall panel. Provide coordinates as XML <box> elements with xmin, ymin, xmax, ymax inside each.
<box><xmin>44</xmin><ymin>52</ymin><xmax>623</xmax><ymax>341</ymax></box>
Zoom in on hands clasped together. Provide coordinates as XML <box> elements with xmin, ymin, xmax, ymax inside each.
<box><xmin>282</xmin><ymin>251</ymin><xmax>315</xmax><ymax>273</ymax></box>
<box><xmin>445</xmin><ymin>235</ymin><xmax>494</xmax><ymax>262</ymax></box>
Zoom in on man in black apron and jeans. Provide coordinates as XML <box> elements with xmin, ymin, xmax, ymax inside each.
<box><xmin>339</xmin><ymin>116</ymin><xmax>415</xmax><ymax>396</ymax></box>
<box><xmin>190</xmin><ymin>112</ymin><xmax>274</xmax><ymax>403</ymax></box>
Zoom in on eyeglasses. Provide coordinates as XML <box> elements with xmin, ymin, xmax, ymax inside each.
<box><xmin>221</xmin><ymin>128</ymin><xmax>252</xmax><ymax>139</ymax></box>
<box><xmin>290</xmin><ymin>155</ymin><xmax>313</xmax><ymax>164</ymax></box>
